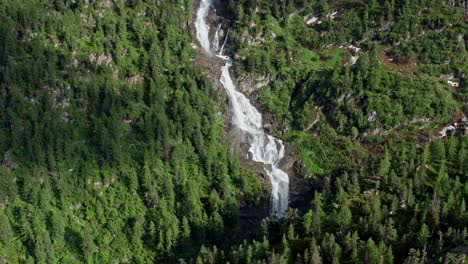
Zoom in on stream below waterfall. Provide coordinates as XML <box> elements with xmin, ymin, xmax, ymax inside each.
<box><xmin>195</xmin><ymin>0</ymin><xmax>289</xmax><ymax>217</ymax></box>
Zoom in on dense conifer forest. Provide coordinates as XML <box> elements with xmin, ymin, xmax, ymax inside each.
<box><xmin>0</xmin><ymin>0</ymin><xmax>466</xmax><ymax>263</ymax></box>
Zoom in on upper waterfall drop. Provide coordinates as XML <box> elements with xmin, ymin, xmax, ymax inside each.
<box><xmin>195</xmin><ymin>0</ymin><xmax>289</xmax><ymax>218</ymax></box>
<box><xmin>195</xmin><ymin>0</ymin><xmax>214</xmax><ymax>55</ymax></box>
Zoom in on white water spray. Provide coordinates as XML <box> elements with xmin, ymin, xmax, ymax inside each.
<box><xmin>195</xmin><ymin>0</ymin><xmax>289</xmax><ymax>217</ymax></box>
<box><xmin>219</xmin><ymin>28</ymin><xmax>230</xmax><ymax>56</ymax></box>
<box><xmin>195</xmin><ymin>0</ymin><xmax>214</xmax><ymax>55</ymax></box>
<box><xmin>213</xmin><ymin>23</ymin><xmax>222</xmax><ymax>52</ymax></box>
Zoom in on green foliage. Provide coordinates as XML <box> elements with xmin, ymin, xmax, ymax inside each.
<box><xmin>0</xmin><ymin>0</ymin><xmax>263</xmax><ymax>262</ymax></box>
<box><xmin>229</xmin><ymin>0</ymin><xmax>464</xmax><ymax>174</ymax></box>
<box><xmin>0</xmin><ymin>0</ymin><xmax>467</xmax><ymax>263</ymax></box>
<box><xmin>189</xmin><ymin>0</ymin><xmax>468</xmax><ymax>263</ymax></box>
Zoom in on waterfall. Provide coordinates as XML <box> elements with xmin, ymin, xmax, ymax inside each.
<box><xmin>195</xmin><ymin>0</ymin><xmax>289</xmax><ymax>217</ymax></box>
<box><xmin>219</xmin><ymin>59</ymin><xmax>290</xmax><ymax>217</ymax></box>
<box><xmin>213</xmin><ymin>23</ymin><xmax>222</xmax><ymax>52</ymax></box>
<box><xmin>195</xmin><ymin>0</ymin><xmax>213</xmax><ymax>55</ymax></box>
<box><xmin>219</xmin><ymin>28</ymin><xmax>230</xmax><ymax>55</ymax></box>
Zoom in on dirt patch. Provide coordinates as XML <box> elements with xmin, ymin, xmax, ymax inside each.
<box><xmin>194</xmin><ymin>55</ymin><xmax>222</xmax><ymax>78</ymax></box>
<box><xmin>354</xmin><ymin>139</ymin><xmax>376</xmax><ymax>153</ymax></box>
<box><xmin>380</xmin><ymin>51</ymin><xmax>418</xmax><ymax>74</ymax></box>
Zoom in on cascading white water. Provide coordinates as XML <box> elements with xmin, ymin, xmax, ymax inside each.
<box><xmin>195</xmin><ymin>0</ymin><xmax>214</xmax><ymax>55</ymax></box>
<box><xmin>219</xmin><ymin>28</ymin><xmax>230</xmax><ymax>55</ymax></box>
<box><xmin>219</xmin><ymin>59</ymin><xmax>290</xmax><ymax>217</ymax></box>
<box><xmin>213</xmin><ymin>24</ymin><xmax>222</xmax><ymax>52</ymax></box>
<box><xmin>195</xmin><ymin>0</ymin><xmax>289</xmax><ymax>217</ymax></box>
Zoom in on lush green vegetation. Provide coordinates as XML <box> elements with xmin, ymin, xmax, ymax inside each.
<box><xmin>205</xmin><ymin>0</ymin><xmax>466</xmax><ymax>263</ymax></box>
<box><xmin>190</xmin><ymin>136</ymin><xmax>468</xmax><ymax>263</ymax></box>
<box><xmin>228</xmin><ymin>0</ymin><xmax>466</xmax><ymax>174</ymax></box>
<box><xmin>0</xmin><ymin>0</ymin><xmax>263</xmax><ymax>262</ymax></box>
<box><xmin>0</xmin><ymin>0</ymin><xmax>467</xmax><ymax>263</ymax></box>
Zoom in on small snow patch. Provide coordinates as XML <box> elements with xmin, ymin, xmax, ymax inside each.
<box><xmin>350</xmin><ymin>55</ymin><xmax>359</xmax><ymax>65</ymax></box>
<box><xmin>438</xmin><ymin>125</ymin><xmax>456</xmax><ymax>138</ymax></box>
<box><xmin>340</xmin><ymin>45</ymin><xmax>361</xmax><ymax>65</ymax></box>
<box><xmin>327</xmin><ymin>11</ymin><xmax>338</xmax><ymax>19</ymax></box>
<box><xmin>306</xmin><ymin>16</ymin><xmax>319</xmax><ymax>25</ymax></box>
<box><xmin>447</xmin><ymin>80</ymin><xmax>459</xmax><ymax>88</ymax></box>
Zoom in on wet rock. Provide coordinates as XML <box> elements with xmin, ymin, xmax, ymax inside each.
<box><xmin>282</xmin><ymin>146</ymin><xmax>314</xmax><ymax>211</ymax></box>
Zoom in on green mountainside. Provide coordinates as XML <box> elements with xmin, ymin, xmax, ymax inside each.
<box><xmin>0</xmin><ymin>0</ymin><xmax>467</xmax><ymax>263</ymax></box>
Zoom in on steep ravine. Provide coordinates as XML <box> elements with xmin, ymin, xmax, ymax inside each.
<box><xmin>190</xmin><ymin>0</ymin><xmax>314</xmax><ymax>226</ymax></box>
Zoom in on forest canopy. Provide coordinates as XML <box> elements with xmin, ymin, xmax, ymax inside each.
<box><xmin>0</xmin><ymin>0</ymin><xmax>467</xmax><ymax>263</ymax></box>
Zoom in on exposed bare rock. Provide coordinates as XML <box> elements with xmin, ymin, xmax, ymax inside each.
<box><xmin>238</xmin><ymin>74</ymin><xmax>275</xmax><ymax>94</ymax></box>
<box><xmin>94</xmin><ymin>181</ymin><xmax>102</xmax><ymax>189</ymax></box>
<box><xmin>306</xmin><ymin>110</ymin><xmax>322</xmax><ymax>131</ymax></box>
<box><xmin>23</xmin><ymin>28</ymin><xmax>38</xmax><ymax>41</ymax></box>
<box><xmin>339</xmin><ymin>44</ymin><xmax>361</xmax><ymax>65</ymax></box>
<box><xmin>29</xmin><ymin>83</ymin><xmax>71</xmax><ymax>111</ymax></box>
<box><xmin>69</xmin><ymin>203</ymin><xmax>82</xmax><ymax>210</ymax></box>
<box><xmin>104</xmin><ymin>176</ymin><xmax>116</xmax><ymax>188</ymax></box>
<box><xmin>435</xmin><ymin>114</ymin><xmax>468</xmax><ymax>138</ymax></box>
<box><xmin>49</xmin><ymin>84</ymin><xmax>71</xmax><ymax>109</ymax></box>
<box><xmin>89</xmin><ymin>52</ymin><xmax>113</xmax><ymax>67</ymax></box>
<box><xmin>4</xmin><ymin>150</ymin><xmax>19</xmax><ymax>169</ymax></box>
<box><xmin>113</xmin><ymin>68</ymin><xmax>120</xmax><ymax>79</ymax></box>
<box><xmin>337</xmin><ymin>91</ymin><xmax>356</xmax><ymax>103</ymax></box>
<box><xmin>98</xmin><ymin>0</ymin><xmax>114</xmax><ymax>9</ymax></box>
<box><xmin>81</xmin><ymin>12</ymin><xmax>96</xmax><ymax>27</ymax></box>
<box><xmin>380</xmin><ymin>21</ymin><xmax>395</xmax><ymax>31</ymax></box>
<box><xmin>362</xmin><ymin>117</ymin><xmax>433</xmax><ymax>138</ymax></box>
<box><xmin>239</xmin><ymin>26</ymin><xmax>277</xmax><ymax>47</ymax></box>
<box><xmin>240</xmin><ymin>30</ymin><xmax>261</xmax><ymax>46</ymax></box>
<box><xmin>440</xmin><ymin>73</ymin><xmax>455</xmax><ymax>80</ymax></box>
<box><xmin>367</xmin><ymin>111</ymin><xmax>377</xmax><ymax>122</ymax></box>
<box><xmin>447</xmin><ymin>0</ymin><xmax>468</xmax><ymax>9</ymax></box>
<box><xmin>282</xmin><ymin>146</ymin><xmax>314</xmax><ymax>211</ymax></box>
<box><xmin>125</xmin><ymin>75</ymin><xmax>144</xmax><ymax>86</ymax></box>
